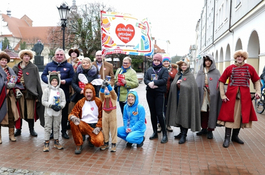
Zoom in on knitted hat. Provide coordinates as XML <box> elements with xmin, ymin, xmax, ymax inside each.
<box><xmin>50</xmin><ymin>75</ymin><xmax>59</xmax><ymax>83</ymax></box>
<box><xmin>0</xmin><ymin>51</ymin><xmax>10</xmax><ymax>63</ymax></box>
<box><xmin>19</xmin><ymin>50</ymin><xmax>34</xmax><ymax>60</ymax></box>
<box><xmin>162</xmin><ymin>56</ymin><xmax>171</xmax><ymax>63</ymax></box>
<box><xmin>68</xmin><ymin>48</ymin><xmax>80</xmax><ymax>57</ymax></box>
<box><xmin>153</xmin><ymin>54</ymin><xmax>163</xmax><ymax>62</ymax></box>
<box><xmin>233</xmin><ymin>50</ymin><xmax>248</xmax><ymax>60</ymax></box>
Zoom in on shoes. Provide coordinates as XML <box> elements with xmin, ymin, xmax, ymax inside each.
<box><xmin>207</xmin><ymin>131</ymin><xmax>213</xmax><ymax>139</ymax></box>
<box><xmin>111</xmin><ymin>143</ymin><xmax>116</xmax><ymax>152</ymax></box>
<box><xmin>100</xmin><ymin>142</ymin><xmax>109</xmax><ymax>151</ymax></box>
<box><xmin>137</xmin><ymin>136</ymin><xmax>145</xmax><ymax>147</ymax></box>
<box><xmin>179</xmin><ymin>135</ymin><xmax>186</xmax><ymax>144</ymax></box>
<box><xmin>196</xmin><ymin>128</ymin><xmax>207</xmax><ymax>136</ymax></box>
<box><xmin>157</xmin><ymin>123</ymin><xmax>161</xmax><ymax>133</ymax></box>
<box><xmin>14</xmin><ymin>129</ymin><xmax>21</xmax><ymax>136</ymax></box>
<box><xmin>75</xmin><ymin>145</ymin><xmax>83</xmax><ymax>154</ymax></box>
<box><xmin>149</xmin><ymin>132</ymin><xmax>158</xmax><ymax>140</ymax></box>
<box><xmin>62</xmin><ymin>133</ymin><xmax>69</xmax><ymax>139</ymax></box>
<box><xmin>166</xmin><ymin>125</ymin><xmax>173</xmax><ymax>132</ymax></box>
<box><xmin>9</xmin><ymin>128</ymin><xmax>16</xmax><ymax>142</ymax></box>
<box><xmin>88</xmin><ymin>141</ymin><xmax>94</xmax><ymax>147</ymax></box>
<box><xmin>126</xmin><ymin>142</ymin><xmax>133</xmax><ymax>147</ymax></box>
<box><xmin>54</xmin><ymin>139</ymin><xmax>64</xmax><ymax>150</ymax></box>
<box><xmin>50</xmin><ymin>133</ymin><xmax>53</xmax><ymax>140</ymax></box>
<box><xmin>174</xmin><ymin>133</ymin><xmax>182</xmax><ymax>139</ymax></box>
<box><xmin>43</xmin><ymin>141</ymin><xmax>50</xmax><ymax>152</ymax></box>
<box><xmin>30</xmin><ymin>129</ymin><xmax>38</xmax><ymax>137</ymax></box>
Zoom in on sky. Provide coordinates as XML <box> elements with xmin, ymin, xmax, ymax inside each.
<box><xmin>0</xmin><ymin>0</ymin><xmax>204</xmax><ymax>57</ymax></box>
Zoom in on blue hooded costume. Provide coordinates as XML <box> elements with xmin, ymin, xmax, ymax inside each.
<box><xmin>117</xmin><ymin>91</ymin><xmax>146</xmax><ymax>144</ymax></box>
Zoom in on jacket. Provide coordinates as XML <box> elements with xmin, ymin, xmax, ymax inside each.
<box><xmin>92</xmin><ymin>61</ymin><xmax>114</xmax><ymax>86</ymax></box>
<box><xmin>114</xmin><ymin>67</ymin><xmax>139</xmax><ymax>102</ymax></box>
<box><xmin>41</xmin><ymin>57</ymin><xmax>74</xmax><ymax>102</ymax></box>
<box><xmin>0</xmin><ymin>66</ymin><xmax>7</xmax><ymax>123</ymax></box>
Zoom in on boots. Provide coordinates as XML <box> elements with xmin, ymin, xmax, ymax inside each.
<box><xmin>0</xmin><ymin>127</ymin><xmax>2</xmax><ymax>144</ymax></box>
<box><xmin>9</xmin><ymin>128</ymin><xmax>16</xmax><ymax>142</ymax></box>
<box><xmin>174</xmin><ymin>126</ymin><xmax>183</xmax><ymax>139</ymax></box>
<box><xmin>223</xmin><ymin>127</ymin><xmax>232</xmax><ymax>148</ymax></box>
<box><xmin>43</xmin><ymin>141</ymin><xmax>50</xmax><ymax>152</ymax></box>
<box><xmin>14</xmin><ymin>129</ymin><xmax>21</xmax><ymax>136</ymax></box>
<box><xmin>232</xmin><ymin>128</ymin><xmax>244</xmax><ymax>144</ymax></box>
<box><xmin>179</xmin><ymin>128</ymin><xmax>188</xmax><ymax>144</ymax></box>
<box><xmin>28</xmin><ymin>120</ymin><xmax>38</xmax><ymax>137</ymax></box>
<box><xmin>161</xmin><ymin>126</ymin><xmax>168</xmax><ymax>144</ymax></box>
<box><xmin>196</xmin><ymin>128</ymin><xmax>207</xmax><ymax>136</ymax></box>
<box><xmin>149</xmin><ymin>132</ymin><xmax>158</xmax><ymax>140</ymax></box>
<box><xmin>54</xmin><ymin>139</ymin><xmax>64</xmax><ymax>150</ymax></box>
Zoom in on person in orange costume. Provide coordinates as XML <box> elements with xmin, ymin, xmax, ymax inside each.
<box><xmin>68</xmin><ymin>83</ymin><xmax>104</xmax><ymax>154</ymax></box>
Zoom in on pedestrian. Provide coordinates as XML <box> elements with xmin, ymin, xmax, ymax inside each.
<box><xmin>67</xmin><ymin>48</ymin><xmax>81</xmax><ymax>72</ymax></box>
<box><xmin>144</xmin><ymin>53</ymin><xmax>168</xmax><ymax>144</ymax></box>
<box><xmin>114</xmin><ymin>56</ymin><xmax>139</xmax><ymax>114</ymax></box>
<box><xmin>41</xmin><ymin>48</ymin><xmax>74</xmax><ymax>139</ymax></box>
<box><xmin>0</xmin><ymin>66</ymin><xmax>7</xmax><ymax>127</ymax></box>
<box><xmin>0</xmin><ymin>52</ymin><xmax>21</xmax><ymax>143</ymax></box>
<box><xmin>217</xmin><ymin>50</ymin><xmax>261</xmax><ymax>148</ymax></box>
<box><xmin>42</xmin><ymin>71</ymin><xmax>66</xmax><ymax>152</ymax></box>
<box><xmin>161</xmin><ymin>56</ymin><xmax>178</xmax><ymax>133</ymax></box>
<box><xmin>92</xmin><ymin>50</ymin><xmax>114</xmax><ymax>97</ymax></box>
<box><xmin>68</xmin><ymin>84</ymin><xmax>104</xmax><ymax>154</ymax></box>
<box><xmin>117</xmin><ymin>91</ymin><xmax>146</xmax><ymax>147</ymax></box>
<box><xmin>195</xmin><ymin>54</ymin><xmax>221</xmax><ymax>139</ymax></box>
<box><xmin>99</xmin><ymin>80</ymin><xmax>117</xmax><ymax>152</ymax></box>
<box><xmin>166</xmin><ymin>59</ymin><xmax>201</xmax><ymax>144</ymax></box>
<box><xmin>13</xmin><ymin>50</ymin><xmax>44</xmax><ymax>137</ymax></box>
<box><xmin>71</xmin><ymin>57</ymin><xmax>98</xmax><ymax>103</ymax></box>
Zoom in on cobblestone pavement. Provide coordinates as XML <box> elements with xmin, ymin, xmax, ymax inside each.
<box><xmin>1</xmin><ymin>77</ymin><xmax>265</xmax><ymax>174</ymax></box>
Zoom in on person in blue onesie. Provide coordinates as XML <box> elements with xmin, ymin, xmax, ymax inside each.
<box><xmin>117</xmin><ymin>91</ymin><xmax>146</xmax><ymax>147</ymax></box>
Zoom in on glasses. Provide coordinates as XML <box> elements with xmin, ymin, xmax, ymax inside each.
<box><xmin>56</xmin><ymin>54</ymin><xmax>63</xmax><ymax>56</ymax></box>
<box><xmin>123</xmin><ymin>62</ymin><xmax>130</xmax><ymax>65</ymax></box>
<box><xmin>96</xmin><ymin>55</ymin><xmax>102</xmax><ymax>57</ymax></box>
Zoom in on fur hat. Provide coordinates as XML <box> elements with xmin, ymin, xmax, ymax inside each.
<box><xmin>234</xmin><ymin>50</ymin><xmax>248</xmax><ymax>60</ymax></box>
<box><xmin>19</xmin><ymin>50</ymin><xmax>34</xmax><ymax>60</ymax></box>
<box><xmin>153</xmin><ymin>54</ymin><xmax>163</xmax><ymax>62</ymax></box>
<box><xmin>162</xmin><ymin>56</ymin><xmax>171</xmax><ymax>63</ymax></box>
<box><xmin>0</xmin><ymin>51</ymin><xmax>10</xmax><ymax>63</ymax></box>
<box><xmin>176</xmin><ymin>58</ymin><xmax>190</xmax><ymax>68</ymax></box>
<box><xmin>68</xmin><ymin>49</ymin><xmax>80</xmax><ymax>57</ymax></box>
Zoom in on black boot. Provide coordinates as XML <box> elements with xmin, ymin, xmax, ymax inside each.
<box><xmin>149</xmin><ymin>132</ymin><xmax>158</xmax><ymax>140</ymax></box>
<box><xmin>196</xmin><ymin>128</ymin><xmax>207</xmax><ymax>136</ymax></box>
<box><xmin>161</xmin><ymin>124</ymin><xmax>168</xmax><ymax>144</ymax></box>
<box><xmin>179</xmin><ymin>128</ymin><xmax>188</xmax><ymax>144</ymax></box>
<box><xmin>14</xmin><ymin>129</ymin><xmax>21</xmax><ymax>137</ymax></box>
<box><xmin>174</xmin><ymin>126</ymin><xmax>183</xmax><ymax>139</ymax></box>
<box><xmin>231</xmin><ymin>128</ymin><xmax>244</xmax><ymax>144</ymax></box>
<box><xmin>28</xmin><ymin>120</ymin><xmax>38</xmax><ymax>137</ymax></box>
<box><xmin>223</xmin><ymin>127</ymin><xmax>231</xmax><ymax>148</ymax></box>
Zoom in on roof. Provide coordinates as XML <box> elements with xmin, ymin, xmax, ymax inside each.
<box><xmin>4</xmin><ymin>49</ymin><xmax>19</xmax><ymax>59</ymax></box>
<box><xmin>154</xmin><ymin>44</ymin><xmax>165</xmax><ymax>54</ymax></box>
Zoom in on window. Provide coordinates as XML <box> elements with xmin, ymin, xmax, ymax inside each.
<box><xmin>235</xmin><ymin>0</ymin><xmax>241</xmax><ymax>8</ymax></box>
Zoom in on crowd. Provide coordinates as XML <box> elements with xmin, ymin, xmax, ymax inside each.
<box><xmin>0</xmin><ymin>48</ymin><xmax>261</xmax><ymax>155</ymax></box>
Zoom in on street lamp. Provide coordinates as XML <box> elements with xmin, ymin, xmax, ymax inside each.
<box><xmin>57</xmin><ymin>3</ymin><xmax>70</xmax><ymax>50</ymax></box>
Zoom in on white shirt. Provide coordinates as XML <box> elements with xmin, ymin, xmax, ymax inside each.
<box><xmin>82</xmin><ymin>100</ymin><xmax>99</xmax><ymax>124</ymax></box>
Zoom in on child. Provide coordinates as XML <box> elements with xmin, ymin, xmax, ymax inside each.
<box><xmin>99</xmin><ymin>80</ymin><xmax>117</xmax><ymax>152</ymax></box>
<box><xmin>42</xmin><ymin>71</ymin><xmax>66</xmax><ymax>152</ymax></box>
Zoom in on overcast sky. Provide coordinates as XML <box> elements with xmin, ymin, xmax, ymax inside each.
<box><xmin>1</xmin><ymin>0</ymin><xmax>204</xmax><ymax>57</ymax></box>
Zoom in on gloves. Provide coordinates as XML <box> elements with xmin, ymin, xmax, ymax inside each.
<box><xmin>92</xmin><ymin>127</ymin><xmax>101</xmax><ymax>135</ymax></box>
<box><xmin>70</xmin><ymin>115</ymin><xmax>80</xmax><ymax>125</ymax></box>
<box><xmin>16</xmin><ymin>89</ymin><xmax>23</xmax><ymax>99</ymax></box>
<box><xmin>7</xmin><ymin>83</ymin><xmax>15</xmax><ymax>89</ymax></box>
<box><xmin>51</xmin><ymin>105</ymin><xmax>61</xmax><ymax>112</ymax></box>
<box><xmin>103</xmin><ymin>80</ymin><xmax>109</xmax><ymax>87</ymax></box>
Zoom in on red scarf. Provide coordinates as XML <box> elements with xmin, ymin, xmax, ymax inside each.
<box><xmin>16</xmin><ymin>64</ymin><xmax>23</xmax><ymax>83</ymax></box>
<box><xmin>3</xmin><ymin>66</ymin><xmax>11</xmax><ymax>81</ymax></box>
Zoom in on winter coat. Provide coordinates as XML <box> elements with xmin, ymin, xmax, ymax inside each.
<box><xmin>42</xmin><ymin>72</ymin><xmax>66</xmax><ymax>118</ymax></box>
<box><xmin>0</xmin><ymin>67</ymin><xmax>7</xmax><ymax>123</ymax></box>
<box><xmin>123</xmin><ymin>91</ymin><xmax>146</xmax><ymax>132</ymax></box>
<box><xmin>13</xmin><ymin>61</ymin><xmax>45</xmax><ymax>127</ymax></box>
<box><xmin>114</xmin><ymin>67</ymin><xmax>139</xmax><ymax>102</ymax></box>
<box><xmin>67</xmin><ymin>57</ymin><xmax>81</xmax><ymax>72</ymax></box>
<box><xmin>166</xmin><ymin>66</ymin><xmax>201</xmax><ymax>131</ymax></box>
<box><xmin>195</xmin><ymin>54</ymin><xmax>222</xmax><ymax>129</ymax></box>
<box><xmin>218</xmin><ymin>64</ymin><xmax>260</xmax><ymax>123</ymax></box>
<box><xmin>71</xmin><ymin>64</ymin><xmax>98</xmax><ymax>103</ymax></box>
<box><xmin>92</xmin><ymin>61</ymin><xmax>114</xmax><ymax>86</ymax></box>
<box><xmin>144</xmin><ymin>64</ymin><xmax>169</xmax><ymax>93</ymax></box>
<box><xmin>41</xmin><ymin>57</ymin><xmax>74</xmax><ymax>102</ymax></box>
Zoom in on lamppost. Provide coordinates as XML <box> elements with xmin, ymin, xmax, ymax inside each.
<box><xmin>57</xmin><ymin>3</ymin><xmax>70</xmax><ymax>50</ymax></box>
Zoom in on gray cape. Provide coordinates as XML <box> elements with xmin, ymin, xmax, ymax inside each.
<box><xmin>166</xmin><ymin>66</ymin><xmax>201</xmax><ymax>132</ymax></box>
<box><xmin>195</xmin><ymin>54</ymin><xmax>222</xmax><ymax>129</ymax></box>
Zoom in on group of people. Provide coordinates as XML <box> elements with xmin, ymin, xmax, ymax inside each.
<box><xmin>0</xmin><ymin>48</ymin><xmax>260</xmax><ymax>155</ymax></box>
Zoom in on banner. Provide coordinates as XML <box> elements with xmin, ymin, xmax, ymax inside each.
<box><xmin>101</xmin><ymin>11</ymin><xmax>153</xmax><ymax>56</ymax></box>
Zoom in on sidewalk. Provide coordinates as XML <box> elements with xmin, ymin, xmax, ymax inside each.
<box><xmin>1</xmin><ymin>82</ymin><xmax>265</xmax><ymax>174</ymax></box>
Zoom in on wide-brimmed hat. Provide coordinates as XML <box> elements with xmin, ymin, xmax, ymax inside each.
<box><xmin>68</xmin><ymin>49</ymin><xmax>80</xmax><ymax>57</ymax></box>
<box><xmin>19</xmin><ymin>50</ymin><xmax>34</xmax><ymax>60</ymax></box>
<box><xmin>0</xmin><ymin>51</ymin><xmax>10</xmax><ymax>63</ymax></box>
<box><xmin>233</xmin><ymin>50</ymin><xmax>248</xmax><ymax>60</ymax></box>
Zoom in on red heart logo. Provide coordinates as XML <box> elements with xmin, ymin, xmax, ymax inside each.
<box><xmin>91</xmin><ymin>107</ymin><xmax>94</xmax><ymax>111</ymax></box>
<box><xmin>209</xmin><ymin>77</ymin><xmax>213</xmax><ymax>81</ymax></box>
<box><xmin>115</xmin><ymin>24</ymin><xmax>135</xmax><ymax>44</ymax></box>
<box><xmin>183</xmin><ymin>78</ymin><xmax>187</xmax><ymax>81</ymax></box>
